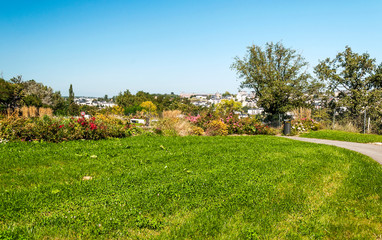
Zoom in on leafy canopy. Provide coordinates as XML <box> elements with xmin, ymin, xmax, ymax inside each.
<box><xmin>140</xmin><ymin>101</ymin><xmax>157</xmax><ymax>113</ymax></box>
<box><xmin>314</xmin><ymin>46</ymin><xmax>382</xmax><ymax>116</ymax></box>
<box><xmin>231</xmin><ymin>42</ymin><xmax>312</xmax><ymax>115</ymax></box>
<box><xmin>215</xmin><ymin>99</ymin><xmax>242</xmax><ymax>116</ymax></box>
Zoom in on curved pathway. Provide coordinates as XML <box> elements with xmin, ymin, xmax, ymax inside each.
<box><xmin>282</xmin><ymin>136</ymin><xmax>382</xmax><ymax>165</ymax></box>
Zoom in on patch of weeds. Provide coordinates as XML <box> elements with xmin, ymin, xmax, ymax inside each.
<box><xmin>243</xmin><ymin>229</ymin><xmax>260</xmax><ymax>240</ymax></box>
<box><xmin>135</xmin><ymin>215</ymin><xmax>163</xmax><ymax>230</ymax></box>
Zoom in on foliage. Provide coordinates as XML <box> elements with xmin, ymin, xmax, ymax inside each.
<box><xmin>190</xmin><ymin>126</ymin><xmax>204</xmax><ymax>135</ymax></box>
<box><xmin>1</xmin><ymin>136</ymin><xmax>381</xmax><ymax>239</ymax></box>
<box><xmin>215</xmin><ymin>99</ymin><xmax>242</xmax><ymax>116</ymax></box>
<box><xmin>185</xmin><ymin>112</ymin><xmax>275</xmax><ymax>136</ymax></box>
<box><xmin>291</xmin><ymin>118</ymin><xmax>322</xmax><ymax>135</ymax></box>
<box><xmin>0</xmin><ymin>115</ymin><xmax>135</xmax><ymax>142</ymax></box>
<box><xmin>109</xmin><ymin>106</ymin><xmax>124</xmax><ymax>115</ymax></box>
<box><xmin>123</xmin><ymin>104</ymin><xmax>143</xmax><ymax>115</ymax></box>
<box><xmin>67</xmin><ymin>103</ymin><xmax>80</xmax><ymax>116</ymax></box>
<box><xmin>300</xmin><ymin>130</ymin><xmax>382</xmax><ymax>143</ymax></box>
<box><xmin>314</xmin><ymin>46</ymin><xmax>382</xmax><ymax>117</ymax></box>
<box><xmin>116</xmin><ymin>90</ymin><xmax>192</xmax><ymax>114</ymax></box>
<box><xmin>116</xmin><ymin>89</ymin><xmax>135</xmax><ymax>108</ymax></box>
<box><xmin>231</xmin><ymin>42</ymin><xmax>316</xmax><ymax>115</ymax></box>
<box><xmin>23</xmin><ymin>94</ymin><xmax>43</xmax><ymax>107</ymax></box>
<box><xmin>222</xmin><ymin>113</ymin><xmax>274</xmax><ymax>135</ymax></box>
<box><xmin>0</xmin><ymin>77</ymin><xmax>23</xmax><ymax>111</ymax></box>
<box><xmin>312</xmin><ymin>108</ymin><xmax>330</xmax><ymax>122</ymax></box>
<box><xmin>222</xmin><ymin>91</ymin><xmax>231</xmax><ymax>97</ymax></box>
<box><xmin>154</xmin><ymin>110</ymin><xmax>192</xmax><ymax>136</ymax></box>
<box><xmin>205</xmin><ymin>120</ymin><xmax>228</xmax><ymax>136</ymax></box>
<box><xmin>0</xmin><ymin>77</ymin><xmax>78</xmax><ymax>116</ymax></box>
<box><xmin>140</xmin><ymin>101</ymin><xmax>157</xmax><ymax>114</ymax></box>
<box><xmin>22</xmin><ymin>80</ymin><xmax>57</xmax><ymax>106</ymax></box>
<box><xmin>68</xmin><ymin>84</ymin><xmax>74</xmax><ymax>104</ymax></box>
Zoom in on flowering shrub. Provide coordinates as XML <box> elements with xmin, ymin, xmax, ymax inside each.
<box><xmin>291</xmin><ymin>118</ymin><xmax>322</xmax><ymax>135</ymax></box>
<box><xmin>186</xmin><ymin>112</ymin><xmax>275</xmax><ymax>135</ymax></box>
<box><xmin>185</xmin><ymin>115</ymin><xmax>201</xmax><ymax>124</ymax></box>
<box><xmin>221</xmin><ymin>114</ymin><xmax>272</xmax><ymax>135</ymax></box>
<box><xmin>223</xmin><ymin>114</ymin><xmax>244</xmax><ymax>134</ymax></box>
<box><xmin>191</xmin><ymin>126</ymin><xmax>204</xmax><ymax>136</ymax></box>
<box><xmin>205</xmin><ymin>120</ymin><xmax>228</xmax><ymax>136</ymax></box>
<box><xmin>0</xmin><ymin>115</ymin><xmax>135</xmax><ymax>142</ymax></box>
<box><xmin>186</xmin><ymin>111</ymin><xmax>218</xmax><ymax>130</ymax></box>
<box><xmin>161</xmin><ymin>111</ymin><xmax>275</xmax><ymax>136</ymax></box>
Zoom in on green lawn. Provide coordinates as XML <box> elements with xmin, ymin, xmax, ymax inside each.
<box><xmin>1</xmin><ymin>136</ymin><xmax>382</xmax><ymax>239</ymax></box>
<box><xmin>300</xmin><ymin>130</ymin><xmax>382</xmax><ymax>143</ymax></box>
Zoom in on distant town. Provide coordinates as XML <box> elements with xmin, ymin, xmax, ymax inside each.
<box><xmin>74</xmin><ymin>90</ymin><xmax>335</xmax><ymax>117</ymax></box>
<box><xmin>74</xmin><ymin>91</ymin><xmax>263</xmax><ymax>115</ymax></box>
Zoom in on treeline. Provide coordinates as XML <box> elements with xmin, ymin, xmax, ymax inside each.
<box><xmin>0</xmin><ymin>77</ymin><xmax>98</xmax><ymax>116</ymax></box>
<box><xmin>115</xmin><ymin>90</ymin><xmax>203</xmax><ymax>115</ymax></box>
<box><xmin>232</xmin><ymin>43</ymin><xmax>382</xmax><ymax>132</ymax></box>
<box><xmin>0</xmin><ymin>76</ymin><xmax>203</xmax><ymax>116</ymax></box>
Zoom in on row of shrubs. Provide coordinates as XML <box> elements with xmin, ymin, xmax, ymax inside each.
<box><xmin>0</xmin><ymin>111</ymin><xmax>321</xmax><ymax>142</ymax></box>
<box><xmin>154</xmin><ymin>110</ymin><xmax>276</xmax><ymax>136</ymax></box>
<box><xmin>0</xmin><ymin>114</ymin><xmax>142</xmax><ymax>142</ymax></box>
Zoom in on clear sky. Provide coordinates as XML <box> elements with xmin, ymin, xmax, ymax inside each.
<box><xmin>1</xmin><ymin>0</ymin><xmax>381</xmax><ymax>97</ymax></box>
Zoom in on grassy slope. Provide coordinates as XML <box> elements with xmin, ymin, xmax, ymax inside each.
<box><xmin>300</xmin><ymin>130</ymin><xmax>382</xmax><ymax>143</ymax></box>
<box><xmin>0</xmin><ymin>136</ymin><xmax>381</xmax><ymax>239</ymax></box>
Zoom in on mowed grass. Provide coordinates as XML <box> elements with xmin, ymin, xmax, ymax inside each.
<box><xmin>300</xmin><ymin>130</ymin><xmax>382</xmax><ymax>143</ymax></box>
<box><xmin>1</xmin><ymin>136</ymin><xmax>382</xmax><ymax>239</ymax></box>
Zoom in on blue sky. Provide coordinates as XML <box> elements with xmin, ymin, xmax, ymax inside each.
<box><xmin>1</xmin><ymin>0</ymin><xmax>381</xmax><ymax>97</ymax></box>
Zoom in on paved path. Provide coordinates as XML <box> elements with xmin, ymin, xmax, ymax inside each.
<box><xmin>282</xmin><ymin>136</ymin><xmax>382</xmax><ymax>165</ymax></box>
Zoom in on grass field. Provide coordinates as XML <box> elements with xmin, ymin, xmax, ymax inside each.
<box><xmin>300</xmin><ymin>130</ymin><xmax>382</xmax><ymax>143</ymax></box>
<box><xmin>1</xmin><ymin>136</ymin><xmax>382</xmax><ymax>239</ymax></box>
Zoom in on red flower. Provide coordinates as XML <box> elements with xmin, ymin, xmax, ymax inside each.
<box><xmin>90</xmin><ymin>123</ymin><xmax>97</xmax><ymax>130</ymax></box>
<box><xmin>59</xmin><ymin>125</ymin><xmax>64</xmax><ymax>128</ymax></box>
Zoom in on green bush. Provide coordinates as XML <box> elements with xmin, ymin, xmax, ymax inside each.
<box><xmin>291</xmin><ymin>118</ymin><xmax>322</xmax><ymax>135</ymax></box>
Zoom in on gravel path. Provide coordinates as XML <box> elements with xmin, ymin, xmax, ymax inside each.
<box><xmin>282</xmin><ymin>136</ymin><xmax>382</xmax><ymax>165</ymax></box>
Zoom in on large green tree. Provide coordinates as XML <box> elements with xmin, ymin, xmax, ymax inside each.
<box><xmin>314</xmin><ymin>46</ymin><xmax>382</xmax><ymax>117</ymax></box>
<box><xmin>231</xmin><ymin>42</ymin><xmax>314</xmax><ymax>115</ymax></box>
<box><xmin>0</xmin><ymin>77</ymin><xmax>23</xmax><ymax>110</ymax></box>
<box><xmin>0</xmin><ymin>78</ymin><xmax>15</xmax><ymax>109</ymax></box>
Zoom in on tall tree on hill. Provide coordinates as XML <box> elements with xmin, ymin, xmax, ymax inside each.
<box><xmin>68</xmin><ymin>84</ymin><xmax>74</xmax><ymax>104</ymax></box>
<box><xmin>0</xmin><ymin>76</ymin><xmax>24</xmax><ymax>110</ymax></box>
<box><xmin>231</xmin><ymin>42</ymin><xmax>315</xmax><ymax>116</ymax></box>
<box><xmin>314</xmin><ymin>46</ymin><xmax>382</xmax><ymax>118</ymax></box>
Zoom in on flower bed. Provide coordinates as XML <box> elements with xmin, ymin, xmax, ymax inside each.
<box><xmin>291</xmin><ymin>118</ymin><xmax>322</xmax><ymax>135</ymax></box>
<box><xmin>0</xmin><ymin>115</ymin><xmax>140</xmax><ymax>142</ymax></box>
<box><xmin>185</xmin><ymin>113</ymin><xmax>275</xmax><ymax>136</ymax></box>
